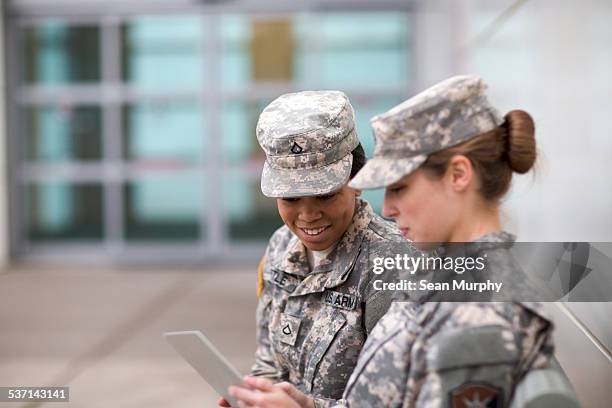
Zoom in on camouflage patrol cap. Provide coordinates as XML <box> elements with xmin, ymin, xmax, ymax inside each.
<box><xmin>349</xmin><ymin>75</ymin><xmax>504</xmax><ymax>190</ymax></box>
<box><xmin>257</xmin><ymin>90</ymin><xmax>359</xmax><ymax>198</ymax></box>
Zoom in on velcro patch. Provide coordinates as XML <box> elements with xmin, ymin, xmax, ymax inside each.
<box><xmin>278</xmin><ymin>313</ymin><xmax>301</xmax><ymax>346</ymax></box>
<box><xmin>449</xmin><ymin>382</ymin><xmax>502</xmax><ymax>408</ymax></box>
<box><xmin>323</xmin><ymin>290</ymin><xmax>358</xmax><ymax>311</ymax></box>
<box><xmin>271</xmin><ymin>270</ymin><xmax>299</xmax><ymax>293</ymax></box>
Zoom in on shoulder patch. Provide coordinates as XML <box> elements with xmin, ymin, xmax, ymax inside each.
<box><xmin>368</xmin><ymin>214</ymin><xmax>403</xmax><ymax>241</ymax></box>
<box><xmin>449</xmin><ymin>382</ymin><xmax>502</xmax><ymax>408</ymax></box>
<box><xmin>257</xmin><ymin>255</ymin><xmax>266</xmax><ymax>298</ymax></box>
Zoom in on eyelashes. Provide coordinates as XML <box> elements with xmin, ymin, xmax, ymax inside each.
<box><xmin>280</xmin><ymin>193</ymin><xmax>337</xmax><ymax>202</ymax></box>
<box><xmin>388</xmin><ymin>185</ymin><xmax>406</xmax><ymax>194</ymax></box>
<box><xmin>316</xmin><ymin>193</ymin><xmax>336</xmax><ymax>200</ymax></box>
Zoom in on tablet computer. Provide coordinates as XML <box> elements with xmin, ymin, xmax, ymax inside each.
<box><xmin>164</xmin><ymin>330</ymin><xmax>243</xmax><ymax>407</ymax></box>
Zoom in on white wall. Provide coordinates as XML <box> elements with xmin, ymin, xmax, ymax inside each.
<box><xmin>465</xmin><ymin>2</ymin><xmax>612</xmax><ymax>406</ymax></box>
<box><xmin>466</xmin><ymin>0</ymin><xmax>612</xmax><ymax>242</ymax></box>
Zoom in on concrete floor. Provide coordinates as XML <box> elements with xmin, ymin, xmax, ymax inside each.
<box><xmin>0</xmin><ymin>265</ymin><xmax>258</xmax><ymax>408</ymax></box>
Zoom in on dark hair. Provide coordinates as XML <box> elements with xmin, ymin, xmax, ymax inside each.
<box><xmin>420</xmin><ymin>110</ymin><xmax>536</xmax><ymax>202</ymax></box>
<box><xmin>349</xmin><ymin>143</ymin><xmax>367</xmax><ymax>180</ymax></box>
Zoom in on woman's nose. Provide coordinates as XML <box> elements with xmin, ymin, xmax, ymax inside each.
<box><xmin>298</xmin><ymin>205</ymin><xmax>323</xmax><ymax>223</ymax></box>
<box><xmin>382</xmin><ymin>196</ymin><xmax>398</xmax><ymax>219</ymax></box>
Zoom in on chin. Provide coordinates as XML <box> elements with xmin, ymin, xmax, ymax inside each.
<box><xmin>306</xmin><ymin>242</ymin><xmax>330</xmax><ymax>251</ymax></box>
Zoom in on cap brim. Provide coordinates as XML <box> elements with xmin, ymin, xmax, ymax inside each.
<box><xmin>261</xmin><ymin>155</ymin><xmax>353</xmax><ymax>198</ymax></box>
<box><xmin>348</xmin><ymin>155</ymin><xmax>427</xmax><ymax>190</ymax></box>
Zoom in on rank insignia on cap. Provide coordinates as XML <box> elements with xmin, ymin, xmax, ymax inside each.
<box><xmin>449</xmin><ymin>382</ymin><xmax>502</xmax><ymax>408</ymax></box>
<box><xmin>290</xmin><ymin>142</ymin><xmax>303</xmax><ymax>154</ymax></box>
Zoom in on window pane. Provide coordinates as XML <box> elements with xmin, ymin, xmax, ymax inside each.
<box><xmin>296</xmin><ymin>13</ymin><xmax>411</xmax><ymax>90</ymax></box>
<box><xmin>23</xmin><ymin>23</ymin><xmax>100</xmax><ymax>84</ymax></box>
<box><xmin>220</xmin><ymin>100</ymin><xmax>268</xmax><ymax>165</ymax></box>
<box><xmin>124</xmin><ymin>172</ymin><xmax>203</xmax><ymax>241</ymax></box>
<box><xmin>23</xmin><ymin>105</ymin><xmax>102</xmax><ymax>162</ymax></box>
<box><xmin>220</xmin><ymin>15</ymin><xmax>251</xmax><ymax>89</ymax></box>
<box><xmin>26</xmin><ymin>183</ymin><xmax>103</xmax><ymax>240</ymax></box>
<box><xmin>122</xmin><ymin>16</ymin><xmax>204</xmax><ymax>89</ymax></box>
<box><xmin>221</xmin><ymin>15</ymin><xmax>294</xmax><ymax>88</ymax></box>
<box><xmin>223</xmin><ymin>170</ymin><xmax>282</xmax><ymax>240</ymax></box>
<box><xmin>123</xmin><ymin>101</ymin><xmax>205</xmax><ymax>165</ymax></box>
<box><xmin>220</xmin><ymin>13</ymin><xmax>411</xmax><ymax>90</ymax></box>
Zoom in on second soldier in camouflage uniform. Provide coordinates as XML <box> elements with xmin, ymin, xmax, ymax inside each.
<box><xmin>248</xmin><ymin>90</ymin><xmax>416</xmax><ymax>408</ymax></box>
<box><xmin>332</xmin><ymin>75</ymin><xmax>555</xmax><ymax>407</ymax></box>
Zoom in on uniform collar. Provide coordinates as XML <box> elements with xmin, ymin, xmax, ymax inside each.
<box><xmin>411</xmin><ymin>231</ymin><xmax>517</xmax><ymax>304</ymax></box>
<box><xmin>437</xmin><ymin>231</ymin><xmax>516</xmax><ymax>258</ymax></box>
<box><xmin>273</xmin><ymin>198</ymin><xmax>374</xmax><ymax>295</ymax></box>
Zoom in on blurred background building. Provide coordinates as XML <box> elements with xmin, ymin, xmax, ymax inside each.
<box><xmin>0</xmin><ymin>0</ymin><xmax>610</xmax><ymax>407</ymax></box>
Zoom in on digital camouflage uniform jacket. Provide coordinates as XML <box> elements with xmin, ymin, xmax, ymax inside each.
<box><xmin>334</xmin><ymin>232</ymin><xmax>555</xmax><ymax>408</ymax></box>
<box><xmin>251</xmin><ymin>199</ymin><xmax>413</xmax><ymax>407</ymax></box>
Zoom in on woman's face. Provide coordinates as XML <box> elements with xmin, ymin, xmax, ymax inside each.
<box><xmin>382</xmin><ymin>168</ymin><xmax>460</xmax><ymax>245</ymax></box>
<box><xmin>277</xmin><ymin>185</ymin><xmax>358</xmax><ymax>251</ymax></box>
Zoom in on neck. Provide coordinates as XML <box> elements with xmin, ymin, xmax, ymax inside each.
<box><xmin>449</xmin><ymin>203</ymin><xmax>501</xmax><ymax>242</ymax></box>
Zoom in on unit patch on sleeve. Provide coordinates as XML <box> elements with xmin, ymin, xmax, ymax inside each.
<box><xmin>449</xmin><ymin>382</ymin><xmax>502</xmax><ymax>408</ymax></box>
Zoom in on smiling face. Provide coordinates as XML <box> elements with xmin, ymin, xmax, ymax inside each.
<box><xmin>382</xmin><ymin>168</ymin><xmax>460</xmax><ymax>246</ymax></box>
<box><xmin>277</xmin><ymin>185</ymin><xmax>358</xmax><ymax>251</ymax></box>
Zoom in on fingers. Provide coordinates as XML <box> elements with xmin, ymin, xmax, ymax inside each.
<box><xmin>243</xmin><ymin>376</ymin><xmax>275</xmax><ymax>392</ymax></box>
<box><xmin>230</xmin><ymin>377</ymin><xmax>304</xmax><ymax>408</ymax></box>
<box><xmin>276</xmin><ymin>382</ymin><xmax>294</xmax><ymax>392</ymax></box>
<box><xmin>275</xmin><ymin>382</ymin><xmax>312</xmax><ymax>408</ymax></box>
<box><xmin>236</xmin><ymin>400</ymin><xmax>255</xmax><ymax>408</ymax></box>
<box><xmin>228</xmin><ymin>385</ymin><xmax>262</xmax><ymax>407</ymax></box>
<box><xmin>276</xmin><ymin>382</ymin><xmax>300</xmax><ymax>399</ymax></box>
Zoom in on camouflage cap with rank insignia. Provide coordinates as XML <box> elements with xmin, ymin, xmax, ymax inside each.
<box><xmin>349</xmin><ymin>75</ymin><xmax>504</xmax><ymax>190</ymax></box>
<box><xmin>256</xmin><ymin>90</ymin><xmax>359</xmax><ymax>198</ymax></box>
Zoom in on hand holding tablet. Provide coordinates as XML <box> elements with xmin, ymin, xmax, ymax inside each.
<box><xmin>164</xmin><ymin>330</ymin><xmax>242</xmax><ymax>407</ymax></box>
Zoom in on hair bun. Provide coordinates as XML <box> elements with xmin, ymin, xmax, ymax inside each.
<box><xmin>504</xmin><ymin>110</ymin><xmax>536</xmax><ymax>174</ymax></box>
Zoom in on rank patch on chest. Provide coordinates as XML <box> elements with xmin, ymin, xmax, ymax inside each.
<box><xmin>323</xmin><ymin>290</ymin><xmax>358</xmax><ymax>311</ymax></box>
<box><xmin>278</xmin><ymin>313</ymin><xmax>301</xmax><ymax>346</ymax></box>
<box><xmin>449</xmin><ymin>382</ymin><xmax>502</xmax><ymax>408</ymax></box>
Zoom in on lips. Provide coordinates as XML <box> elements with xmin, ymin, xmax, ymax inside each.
<box><xmin>398</xmin><ymin>227</ymin><xmax>410</xmax><ymax>238</ymax></box>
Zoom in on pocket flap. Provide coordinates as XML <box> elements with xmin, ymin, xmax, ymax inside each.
<box><xmin>427</xmin><ymin>325</ymin><xmax>519</xmax><ymax>372</ymax></box>
<box><xmin>303</xmin><ymin>309</ymin><xmax>347</xmax><ymax>390</ymax></box>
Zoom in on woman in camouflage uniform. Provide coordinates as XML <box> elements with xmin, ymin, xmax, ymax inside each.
<box><xmin>220</xmin><ymin>90</ymin><xmax>414</xmax><ymax>408</ymax></box>
<box><xmin>229</xmin><ymin>76</ymin><xmax>554</xmax><ymax>408</ymax></box>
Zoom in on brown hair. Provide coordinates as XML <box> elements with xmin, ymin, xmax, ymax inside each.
<box><xmin>421</xmin><ymin>110</ymin><xmax>536</xmax><ymax>202</ymax></box>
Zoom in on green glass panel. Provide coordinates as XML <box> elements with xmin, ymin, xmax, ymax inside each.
<box><xmin>122</xmin><ymin>16</ymin><xmax>204</xmax><ymax>89</ymax></box>
<box><xmin>123</xmin><ymin>101</ymin><xmax>205</xmax><ymax>164</ymax></box>
<box><xmin>295</xmin><ymin>13</ymin><xmax>411</xmax><ymax>89</ymax></box>
<box><xmin>223</xmin><ymin>170</ymin><xmax>282</xmax><ymax>241</ymax></box>
<box><xmin>220</xmin><ymin>100</ymin><xmax>269</xmax><ymax>164</ymax></box>
<box><xmin>26</xmin><ymin>183</ymin><xmax>103</xmax><ymax>240</ymax></box>
<box><xmin>23</xmin><ymin>23</ymin><xmax>100</xmax><ymax>84</ymax></box>
<box><xmin>23</xmin><ymin>105</ymin><xmax>102</xmax><ymax>162</ymax></box>
<box><xmin>124</xmin><ymin>172</ymin><xmax>203</xmax><ymax>241</ymax></box>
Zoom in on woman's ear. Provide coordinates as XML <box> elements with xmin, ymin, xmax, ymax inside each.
<box><xmin>445</xmin><ymin>155</ymin><xmax>473</xmax><ymax>193</ymax></box>
<box><xmin>355</xmin><ymin>189</ymin><xmax>362</xmax><ymax>197</ymax></box>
